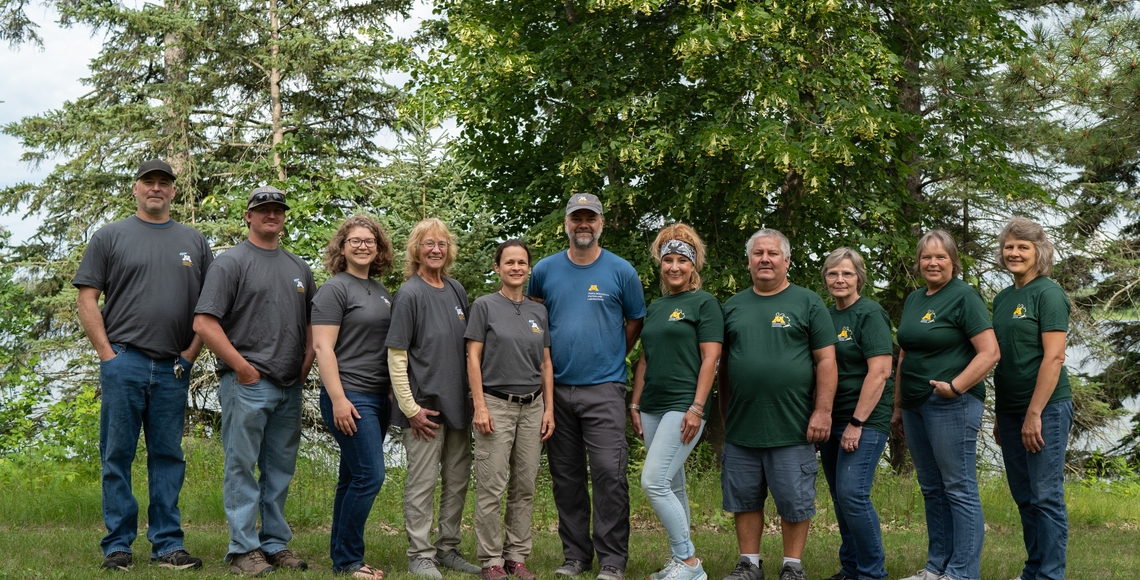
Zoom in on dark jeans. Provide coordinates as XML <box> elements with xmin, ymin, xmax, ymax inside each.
<box><xmin>547</xmin><ymin>382</ymin><xmax>630</xmax><ymax>570</ymax></box>
<box><xmin>99</xmin><ymin>343</ymin><xmax>191</xmax><ymax>558</ymax></box>
<box><xmin>819</xmin><ymin>427</ymin><xmax>889</xmax><ymax>580</ymax></box>
<box><xmin>997</xmin><ymin>400</ymin><xmax>1072</xmax><ymax>580</ymax></box>
<box><xmin>320</xmin><ymin>388</ymin><xmax>390</xmax><ymax>572</ymax></box>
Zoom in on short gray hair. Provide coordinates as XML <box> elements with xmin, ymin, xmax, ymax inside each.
<box><xmin>915</xmin><ymin>229</ymin><xmax>962</xmax><ymax>278</ymax></box>
<box><xmin>821</xmin><ymin>247</ymin><xmax>868</xmax><ymax>292</ymax></box>
<box><xmin>746</xmin><ymin>228</ymin><xmax>791</xmax><ymax>260</ymax></box>
<box><xmin>995</xmin><ymin>217</ymin><xmax>1054</xmax><ymax>277</ymax></box>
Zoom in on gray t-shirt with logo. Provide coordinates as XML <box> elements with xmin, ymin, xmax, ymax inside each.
<box><xmin>73</xmin><ymin>216</ymin><xmax>214</xmax><ymax>360</ymax></box>
<box><xmin>195</xmin><ymin>240</ymin><xmax>314</xmax><ymax>387</ymax></box>
<box><xmin>311</xmin><ymin>272</ymin><xmax>393</xmax><ymax>394</ymax></box>
<box><xmin>385</xmin><ymin>274</ymin><xmax>470</xmax><ymax>430</ymax></box>
<box><xmin>464</xmin><ymin>293</ymin><xmax>550</xmax><ymax>395</ymax></box>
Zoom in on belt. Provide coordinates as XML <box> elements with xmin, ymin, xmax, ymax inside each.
<box><xmin>484</xmin><ymin>388</ymin><xmax>540</xmax><ymax>405</ymax></box>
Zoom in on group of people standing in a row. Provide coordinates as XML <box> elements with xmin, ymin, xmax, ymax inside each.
<box><xmin>79</xmin><ymin>159</ymin><xmax>1070</xmax><ymax>580</ymax></box>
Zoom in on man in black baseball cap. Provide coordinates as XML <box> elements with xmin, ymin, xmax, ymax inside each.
<box><xmin>134</xmin><ymin>158</ymin><xmax>177</xmax><ymax>181</ymax></box>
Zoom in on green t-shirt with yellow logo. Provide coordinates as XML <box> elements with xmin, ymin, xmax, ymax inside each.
<box><xmin>723</xmin><ymin>283</ymin><xmax>837</xmax><ymax>448</ymax></box>
<box><xmin>992</xmin><ymin>276</ymin><xmax>1072</xmax><ymax>414</ymax></box>
<box><xmin>896</xmin><ymin>277</ymin><xmax>993</xmax><ymax>409</ymax></box>
<box><xmin>829</xmin><ymin>297</ymin><xmax>895</xmax><ymax>435</ymax></box>
<box><xmin>640</xmin><ymin>289</ymin><xmax>724</xmax><ymax>415</ymax></box>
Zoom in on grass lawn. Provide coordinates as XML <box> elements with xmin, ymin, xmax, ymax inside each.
<box><xmin>1</xmin><ymin>437</ymin><xmax>1138</xmax><ymax>579</ymax></box>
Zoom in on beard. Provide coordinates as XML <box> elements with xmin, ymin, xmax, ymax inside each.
<box><xmin>567</xmin><ymin>227</ymin><xmax>601</xmax><ymax>249</ymax></box>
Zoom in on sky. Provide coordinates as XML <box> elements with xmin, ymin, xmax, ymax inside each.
<box><xmin>0</xmin><ymin>2</ymin><xmax>432</xmax><ymax>244</ymax></box>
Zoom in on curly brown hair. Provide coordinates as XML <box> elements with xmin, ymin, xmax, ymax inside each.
<box><xmin>323</xmin><ymin>214</ymin><xmax>395</xmax><ymax>277</ymax></box>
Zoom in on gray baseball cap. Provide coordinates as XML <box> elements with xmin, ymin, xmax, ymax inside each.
<box><xmin>246</xmin><ymin>185</ymin><xmax>290</xmax><ymax>210</ymax></box>
<box><xmin>134</xmin><ymin>159</ymin><xmax>176</xmax><ymax>180</ymax></box>
<box><xmin>565</xmin><ymin>193</ymin><xmax>603</xmax><ymax>216</ymax></box>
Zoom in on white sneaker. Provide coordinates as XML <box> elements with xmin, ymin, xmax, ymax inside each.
<box><xmin>899</xmin><ymin>570</ymin><xmax>942</xmax><ymax>580</ymax></box>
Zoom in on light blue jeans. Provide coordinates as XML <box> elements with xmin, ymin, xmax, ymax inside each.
<box><xmin>902</xmin><ymin>393</ymin><xmax>985</xmax><ymax>580</ymax></box>
<box><xmin>997</xmin><ymin>400</ymin><xmax>1072</xmax><ymax>580</ymax></box>
<box><xmin>639</xmin><ymin>411</ymin><xmax>705</xmax><ymax>560</ymax></box>
<box><xmin>218</xmin><ymin>372</ymin><xmax>303</xmax><ymax>560</ymax></box>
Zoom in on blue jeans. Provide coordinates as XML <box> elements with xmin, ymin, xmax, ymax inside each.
<box><xmin>218</xmin><ymin>371</ymin><xmax>303</xmax><ymax>559</ymax></box>
<box><xmin>99</xmin><ymin>344</ymin><xmax>191</xmax><ymax>558</ymax></box>
<box><xmin>902</xmin><ymin>393</ymin><xmax>984</xmax><ymax>580</ymax></box>
<box><xmin>640</xmin><ymin>411</ymin><xmax>705</xmax><ymax>560</ymax></box>
<box><xmin>819</xmin><ymin>426</ymin><xmax>888</xmax><ymax>580</ymax></box>
<box><xmin>320</xmin><ymin>388</ymin><xmax>390</xmax><ymax>572</ymax></box>
<box><xmin>997</xmin><ymin>400</ymin><xmax>1072</xmax><ymax>580</ymax></box>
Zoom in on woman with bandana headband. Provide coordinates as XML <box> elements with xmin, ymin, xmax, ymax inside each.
<box><xmin>629</xmin><ymin>224</ymin><xmax>723</xmax><ymax>580</ymax></box>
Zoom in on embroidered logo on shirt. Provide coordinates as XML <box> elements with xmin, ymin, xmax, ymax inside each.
<box><xmin>587</xmin><ymin>284</ymin><xmax>608</xmax><ymax>302</ymax></box>
<box><xmin>294</xmin><ymin>278</ymin><xmax>305</xmax><ymax>293</ymax></box>
<box><xmin>455</xmin><ymin>305</ymin><xmax>466</xmax><ymax>321</ymax></box>
<box><xmin>180</xmin><ymin>252</ymin><xmax>193</xmax><ymax>267</ymax></box>
<box><xmin>771</xmin><ymin>312</ymin><xmax>790</xmax><ymax>328</ymax></box>
<box><xmin>920</xmin><ymin>310</ymin><xmax>936</xmax><ymax>323</ymax></box>
<box><xmin>589</xmin><ymin>284</ymin><xmax>599</xmax><ymax>291</ymax></box>
<box><xmin>529</xmin><ymin>319</ymin><xmax>543</xmax><ymax>334</ymax></box>
<box><xmin>668</xmin><ymin>309</ymin><xmax>685</xmax><ymax>322</ymax></box>
<box><xmin>838</xmin><ymin>326</ymin><xmax>852</xmax><ymax>341</ymax></box>
<box><xmin>382</xmin><ymin>296</ymin><xmax>392</xmax><ymax>307</ymax></box>
<box><xmin>1012</xmin><ymin>304</ymin><xmax>1027</xmax><ymax>319</ymax></box>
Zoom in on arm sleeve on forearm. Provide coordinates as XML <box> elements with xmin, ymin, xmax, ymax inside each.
<box><xmin>387</xmin><ymin>347</ymin><xmax>421</xmax><ymax>418</ymax></box>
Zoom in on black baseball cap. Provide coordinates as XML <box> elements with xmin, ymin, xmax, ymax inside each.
<box><xmin>135</xmin><ymin>159</ymin><xmax>176</xmax><ymax>180</ymax></box>
<box><xmin>246</xmin><ymin>185</ymin><xmax>291</xmax><ymax>210</ymax></box>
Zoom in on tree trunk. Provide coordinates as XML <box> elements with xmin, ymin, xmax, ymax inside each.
<box><xmin>162</xmin><ymin>0</ymin><xmax>193</xmax><ymax>220</ymax></box>
<box><xmin>268</xmin><ymin>0</ymin><xmax>285</xmax><ymax>181</ymax></box>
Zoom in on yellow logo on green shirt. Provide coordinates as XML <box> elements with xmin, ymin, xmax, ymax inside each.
<box><xmin>668</xmin><ymin>309</ymin><xmax>685</xmax><ymax>322</ymax></box>
<box><xmin>920</xmin><ymin>310</ymin><xmax>935</xmax><ymax>324</ymax></box>
<box><xmin>1012</xmin><ymin>304</ymin><xmax>1026</xmax><ymax>319</ymax></box>
<box><xmin>771</xmin><ymin>313</ymin><xmax>790</xmax><ymax>328</ymax></box>
<box><xmin>838</xmin><ymin>326</ymin><xmax>852</xmax><ymax>341</ymax></box>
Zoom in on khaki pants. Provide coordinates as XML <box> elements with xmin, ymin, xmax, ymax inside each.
<box><xmin>402</xmin><ymin>424</ymin><xmax>473</xmax><ymax>560</ymax></box>
<box><xmin>473</xmin><ymin>395</ymin><xmax>545</xmax><ymax>567</ymax></box>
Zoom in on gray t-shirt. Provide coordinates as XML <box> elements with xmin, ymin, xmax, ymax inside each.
<box><xmin>195</xmin><ymin>240</ymin><xmax>314</xmax><ymax>387</ymax></box>
<box><xmin>73</xmin><ymin>216</ymin><xmax>214</xmax><ymax>360</ymax></box>
<box><xmin>311</xmin><ymin>272</ymin><xmax>393</xmax><ymax>394</ymax></box>
<box><xmin>385</xmin><ymin>274</ymin><xmax>470</xmax><ymax>430</ymax></box>
<box><xmin>464</xmin><ymin>293</ymin><xmax>550</xmax><ymax>395</ymax></box>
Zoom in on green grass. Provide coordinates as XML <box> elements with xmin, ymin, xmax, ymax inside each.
<box><xmin>2</xmin><ymin>438</ymin><xmax>1139</xmax><ymax>579</ymax></box>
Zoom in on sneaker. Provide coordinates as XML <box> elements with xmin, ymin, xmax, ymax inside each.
<box><xmin>265</xmin><ymin>548</ymin><xmax>308</xmax><ymax>570</ymax></box>
<box><xmin>651</xmin><ymin>558</ymin><xmax>684</xmax><ymax>580</ymax></box>
<box><xmin>555</xmin><ymin>561</ymin><xmax>591</xmax><ymax>578</ymax></box>
<box><xmin>662</xmin><ymin>558</ymin><xmax>706</xmax><ymax>580</ymax></box>
<box><xmin>438</xmin><ymin>550</ymin><xmax>482</xmax><ymax>575</ymax></box>
<box><xmin>722</xmin><ymin>557</ymin><xmax>763</xmax><ymax>580</ymax></box>
<box><xmin>229</xmin><ymin>550</ymin><xmax>275</xmax><ymax>577</ymax></box>
<box><xmin>482</xmin><ymin>566</ymin><xmax>510</xmax><ymax>580</ymax></box>
<box><xmin>410</xmin><ymin>557</ymin><xmax>444</xmax><ymax>579</ymax></box>
<box><xmin>505</xmin><ymin>561</ymin><xmax>537</xmax><ymax>580</ymax></box>
<box><xmin>822</xmin><ymin>574</ymin><xmax>855</xmax><ymax>580</ymax></box>
<box><xmin>101</xmin><ymin>551</ymin><xmax>133</xmax><ymax>571</ymax></box>
<box><xmin>899</xmin><ymin>571</ymin><xmax>942</xmax><ymax>580</ymax></box>
<box><xmin>598</xmin><ymin>566</ymin><xmax>625</xmax><ymax>580</ymax></box>
<box><xmin>152</xmin><ymin>550</ymin><xmax>203</xmax><ymax>570</ymax></box>
<box><xmin>777</xmin><ymin>562</ymin><xmax>805</xmax><ymax>580</ymax></box>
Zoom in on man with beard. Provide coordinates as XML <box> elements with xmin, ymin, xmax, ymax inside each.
<box><xmin>526</xmin><ymin>193</ymin><xmax>646</xmax><ymax>580</ymax></box>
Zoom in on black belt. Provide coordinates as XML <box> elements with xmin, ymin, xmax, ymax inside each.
<box><xmin>484</xmin><ymin>388</ymin><xmax>540</xmax><ymax>405</ymax></box>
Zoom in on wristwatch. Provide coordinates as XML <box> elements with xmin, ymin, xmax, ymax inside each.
<box><xmin>849</xmin><ymin>416</ymin><xmax>865</xmax><ymax>427</ymax></box>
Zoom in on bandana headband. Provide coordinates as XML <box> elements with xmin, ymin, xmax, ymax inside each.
<box><xmin>660</xmin><ymin>239</ymin><xmax>696</xmax><ymax>263</ymax></box>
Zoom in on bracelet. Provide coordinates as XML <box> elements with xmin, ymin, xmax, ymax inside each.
<box><xmin>629</xmin><ymin>403</ymin><xmax>640</xmax><ymax>411</ymax></box>
<box><xmin>687</xmin><ymin>405</ymin><xmax>705</xmax><ymax>418</ymax></box>
<box><xmin>849</xmin><ymin>416</ymin><xmax>865</xmax><ymax>427</ymax></box>
<box><xmin>690</xmin><ymin>401</ymin><xmax>705</xmax><ymax>408</ymax></box>
<box><xmin>948</xmin><ymin>381</ymin><xmax>961</xmax><ymax>397</ymax></box>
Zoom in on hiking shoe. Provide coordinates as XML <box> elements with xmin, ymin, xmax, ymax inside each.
<box><xmin>410</xmin><ymin>557</ymin><xmax>444</xmax><ymax>579</ymax></box>
<box><xmin>229</xmin><ymin>550</ymin><xmax>275</xmax><ymax>577</ymax></box>
<box><xmin>152</xmin><ymin>550</ymin><xmax>203</xmax><ymax>570</ymax></box>
<box><xmin>438</xmin><ymin>550</ymin><xmax>481</xmax><ymax>575</ymax></box>
<box><xmin>102</xmin><ymin>551</ymin><xmax>133</xmax><ymax>571</ymax></box>
<box><xmin>505</xmin><ymin>561</ymin><xmax>536</xmax><ymax>580</ymax></box>
<box><xmin>822</xmin><ymin>573</ymin><xmax>855</xmax><ymax>580</ymax></box>
<box><xmin>266</xmin><ymin>548</ymin><xmax>308</xmax><ymax>570</ymax></box>
<box><xmin>482</xmin><ymin>566</ymin><xmax>510</xmax><ymax>580</ymax></box>
<box><xmin>555</xmin><ymin>561</ymin><xmax>591</xmax><ymax>578</ymax></box>
<box><xmin>722</xmin><ymin>557</ymin><xmax>763</xmax><ymax>580</ymax></box>
<box><xmin>777</xmin><ymin>562</ymin><xmax>805</xmax><ymax>580</ymax></box>
<box><xmin>651</xmin><ymin>558</ymin><xmax>683</xmax><ymax>580</ymax></box>
<box><xmin>598</xmin><ymin>566</ymin><xmax>625</xmax><ymax>580</ymax></box>
<box><xmin>662</xmin><ymin>559</ymin><xmax>706</xmax><ymax>580</ymax></box>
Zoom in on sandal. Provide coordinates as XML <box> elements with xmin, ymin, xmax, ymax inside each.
<box><xmin>346</xmin><ymin>563</ymin><xmax>384</xmax><ymax>579</ymax></box>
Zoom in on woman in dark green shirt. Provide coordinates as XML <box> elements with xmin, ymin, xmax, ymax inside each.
<box><xmin>992</xmin><ymin>217</ymin><xmax>1071</xmax><ymax>580</ymax></box>
<box><xmin>630</xmin><ymin>224</ymin><xmax>722</xmax><ymax>580</ymax></box>
<box><xmin>894</xmin><ymin>230</ymin><xmax>1000</xmax><ymax>580</ymax></box>
<box><xmin>818</xmin><ymin>248</ymin><xmax>893</xmax><ymax>580</ymax></box>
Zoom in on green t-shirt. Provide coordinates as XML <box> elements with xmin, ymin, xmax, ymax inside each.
<box><xmin>992</xmin><ymin>276</ymin><xmax>1072</xmax><ymax>414</ymax></box>
<box><xmin>723</xmin><ymin>283</ymin><xmax>837</xmax><ymax>448</ymax></box>
<box><xmin>640</xmin><ymin>289</ymin><xmax>724</xmax><ymax>415</ymax></box>
<box><xmin>829</xmin><ymin>297</ymin><xmax>895</xmax><ymax>435</ymax></box>
<box><xmin>896</xmin><ymin>277</ymin><xmax>993</xmax><ymax>409</ymax></box>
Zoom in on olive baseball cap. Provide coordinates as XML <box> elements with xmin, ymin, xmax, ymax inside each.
<box><xmin>246</xmin><ymin>185</ymin><xmax>291</xmax><ymax>210</ymax></box>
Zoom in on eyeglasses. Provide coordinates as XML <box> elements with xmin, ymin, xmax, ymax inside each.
<box><xmin>347</xmin><ymin>238</ymin><xmax>377</xmax><ymax>249</ymax></box>
<box><xmin>421</xmin><ymin>241</ymin><xmax>449</xmax><ymax>250</ymax></box>
<box><xmin>250</xmin><ymin>191</ymin><xmax>287</xmax><ymax>205</ymax></box>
